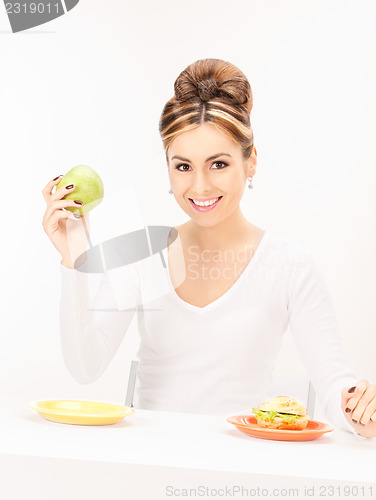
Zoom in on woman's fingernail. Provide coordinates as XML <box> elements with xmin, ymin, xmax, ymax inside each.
<box><xmin>66</xmin><ymin>184</ymin><xmax>74</xmax><ymax>189</ymax></box>
<box><xmin>352</xmin><ymin>419</ymin><xmax>358</xmax><ymax>423</ymax></box>
<box><xmin>348</xmin><ymin>386</ymin><xmax>356</xmax><ymax>393</ymax></box>
<box><xmin>345</xmin><ymin>408</ymin><xmax>351</xmax><ymax>413</ymax></box>
<box><xmin>74</xmin><ymin>214</ymin><xmax>81</xmax><ymax>218</ymax></box>
<box><xmin>53</xmin><ymin>175</ymin><xmax>63</xmax><ymax>181</ymax></box>
<box><xmin>74</xmin><ymin>200</ymin><xmax>83</xmax><ymax>205</ymax></box>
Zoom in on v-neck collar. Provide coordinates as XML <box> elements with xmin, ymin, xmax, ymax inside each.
<box><xmin>165</xmin><ymin>229</ymin><xmax>270</xmax><ymax>313</ymax></box>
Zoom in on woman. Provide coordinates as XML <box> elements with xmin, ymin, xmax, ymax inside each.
<box><xmin>42</xmin><ymin>58</ymin><xmax>376</xmax><ymax>438</ymax></box>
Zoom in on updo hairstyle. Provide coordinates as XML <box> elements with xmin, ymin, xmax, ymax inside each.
<box><xmin>159</xmin><ymin>58</ymin><xmax>255</xmax><ymax>162</ymax></box>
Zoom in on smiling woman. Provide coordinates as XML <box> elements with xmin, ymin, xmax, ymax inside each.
<box><xmin>47</xmin><ymin>58</ymin><xmax>376</xmax><ymax>439</ymax></box>
<box><xmin>159</xmin><ymin>59</ymin><xmax>257</xmax><ymax>241</ymax></box>
<box><xmin>164</xmin><ymin>122</ymin><xmax>254</xmax><ymax>229</ymax></box>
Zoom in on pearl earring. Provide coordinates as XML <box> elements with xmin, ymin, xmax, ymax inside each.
<box><xmin>248</xmin><ymin>177</ymin><xmax>254</xmax><ymax>189</ymax></box>
<box><xmin>169</xmin><ymin>187</ymin><xmax>173</xmax><ymax>194</ymax></box>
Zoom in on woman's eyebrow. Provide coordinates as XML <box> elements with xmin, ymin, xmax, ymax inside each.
<box><xmin>171</xmin><ymin>153</ymin><xmax>233</xmax><ymax>162</ymax></box>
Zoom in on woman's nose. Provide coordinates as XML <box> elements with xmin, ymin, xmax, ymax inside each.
<box><xmin>191</xmin><ymin>172</ymin><xmax>211</xmax><ymax>194</ymax></box>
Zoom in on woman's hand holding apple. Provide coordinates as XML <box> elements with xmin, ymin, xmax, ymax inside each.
<box><xmin>42</xmin><ymin>175</ymin><xmax>91</xmax><ymax>269</ymax></box>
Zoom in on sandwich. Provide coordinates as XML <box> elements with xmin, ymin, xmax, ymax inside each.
<box><xmin>252</xmin><ymin>395</ymin><xmax>309</xmax><ymax>430</ymax></box>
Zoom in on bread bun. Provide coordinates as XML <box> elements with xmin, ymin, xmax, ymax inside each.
<box><xmin>253</xmin><ymin>395</ymin><xmax>309</xmax><ymax>431</ymax></box>
<box><xmin>258</xmin><ymin>396</ymin><xmax>307</xmax><ymax>416</ymax></box>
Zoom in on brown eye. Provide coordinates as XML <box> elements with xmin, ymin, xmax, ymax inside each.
<box><xmin>175</xmin><ymin>164</ymin><xmax>191</xmax><ymax>171</ymax></box>
<box><xmin>212</xmin><ymin>161</ymin><xmax>228</xmax><ymax>169</ymax></box>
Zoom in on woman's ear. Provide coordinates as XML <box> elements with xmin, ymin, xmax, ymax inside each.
<box><xmin>249</xmin><ymin>146</ymin><xmax>257</xmax><ymax>175</ymax></box>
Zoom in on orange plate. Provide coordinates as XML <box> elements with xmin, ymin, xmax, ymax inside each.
<box><xmin>226</xmin><ymin>415</ymin><xmax>334</xmax><ymax>441</ymax></box>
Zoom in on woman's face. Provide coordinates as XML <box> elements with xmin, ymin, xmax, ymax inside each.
<box><xmin>167</xmin><ymin>122</ymin><xmax>257</xmax><ymax>227</ymax></box>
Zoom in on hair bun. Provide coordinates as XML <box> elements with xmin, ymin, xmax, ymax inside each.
<box><xmin>197</xmin><ymin>78</ymin><xmax>218</xmax><ymax>101</ymax></box>
<box><xmin>160</xmin><ymin>59</ymin><xmax>254</xmax><ymax>159</ymax></box>
<box><xmin>175</xmin><ymin>77</ymin><xmax>249</xmax><ymax>106</ymax></box>
<box><xmin>174</xmin><ymin>59</ymin><xmax>251</xmax><ymax>110</ymax></box>
<box><xmin>174</xmin><ymin>77</ymin><xmax>217</xmax><ymax>103</ymax></box>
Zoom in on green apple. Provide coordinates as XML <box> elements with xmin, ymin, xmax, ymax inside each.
<box><xmin>56</xmin><ymin>165</ymin><xmax>104</xmax><ymax>216</ymax></box>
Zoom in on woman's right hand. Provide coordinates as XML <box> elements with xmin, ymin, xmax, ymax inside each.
<box><xmin>42</xmin><ymin>175</ymin><xmax>91</xmax><ymax>268</ymax></box>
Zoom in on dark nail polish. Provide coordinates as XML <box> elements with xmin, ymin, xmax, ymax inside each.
<box><xmin>74</xmin><ymin>200</ymin><xmax>83</xmax><ymax>205</ymax></box>
<box><xmin>345</xmin><ymin>408</ymin><xmax>351</xmax><ymax>413</ymax></box>
<box><xmin>53</xmin><ymin>175</ymin><xmax>62</xmax><ymax>181</ymax></box>
<box><xmin>348</xmin><ymin>386</ymin><xmax>356</xmax><ymax>393</ymax></box>
<box><xmin>352</xmin><ymin>419</ymin><xmax>358</xmax><ymax>423</ymax></box>
<box><xmin>74</xmin><ymin>214</ymin><xmax>81</xmax><ymax>218</ymax></box>
<box><xmin>66</xmin><ymin>184</ymin><xmax>74</xmax><ymax>189</ymax></box>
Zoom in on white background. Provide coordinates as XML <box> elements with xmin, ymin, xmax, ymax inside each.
<box><xmin>0</xmin><ymin>0</ymin><xmax>375</xmax><ymax>423</ymax></box>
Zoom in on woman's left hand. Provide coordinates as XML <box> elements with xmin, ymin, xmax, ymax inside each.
<box><xmin>341</xmin><ymin>380</ymin><xmax>376</xmax><ymax>438</ymax></box>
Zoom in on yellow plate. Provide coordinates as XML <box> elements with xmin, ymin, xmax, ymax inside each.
<box><xmin>29</xmin><ymin>399</ymin><xmax>135</xmax><ymax>425</ymax></box>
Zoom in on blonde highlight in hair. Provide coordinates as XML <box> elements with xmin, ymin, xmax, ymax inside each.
<box><xmin>159</xmin><ymin>58</ymin><xmax>254</xmax><ymax>162</ymax></box>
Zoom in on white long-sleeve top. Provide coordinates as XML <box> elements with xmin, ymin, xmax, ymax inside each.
<box><xmin>59</xmin><ymin>229</ymin><xmax>358</xmax><ymax>433</ymax></box>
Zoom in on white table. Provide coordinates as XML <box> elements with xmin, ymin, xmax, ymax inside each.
<box><xmin>1</xmin><ymin>398</ymin><xmax>375</xmax><ymax>500</ymax></box>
